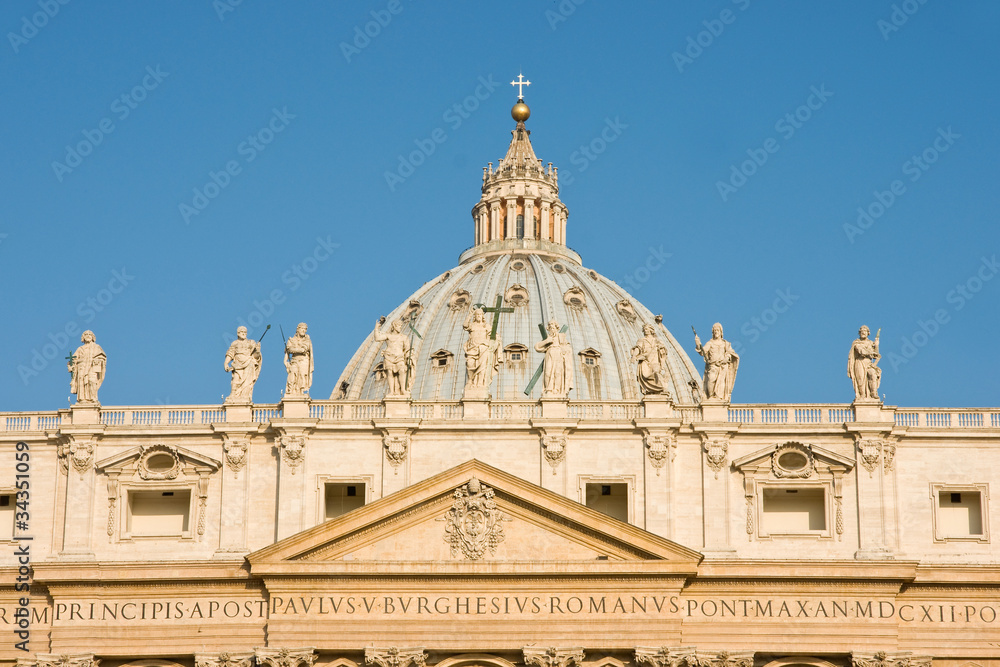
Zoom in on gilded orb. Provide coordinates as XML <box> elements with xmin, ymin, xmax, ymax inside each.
<box><xmin>511</xmin><ymin>101</ymin><xmax>530</xmax><ymax>122</ymax></box>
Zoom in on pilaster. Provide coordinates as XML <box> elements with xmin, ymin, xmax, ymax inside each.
<box><xmin>374</xmin><ymin>421</ymin><xmax>419</xmax><ymax>496</ymax></box>
<box><xmin>212</xmin><ymin>423</ymin><xmax>259</xmax><ymax>556</ymax></box>
<box><xmin>57</xmin><ymin>428</ymin><xmax>102</xmax><ymax>558</ymax></box>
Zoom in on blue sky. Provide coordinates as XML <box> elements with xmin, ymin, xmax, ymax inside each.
<box><xmin>1</xmin><ymin>1</ymin><xmax>998</xmax><ymax>410</ymax></box>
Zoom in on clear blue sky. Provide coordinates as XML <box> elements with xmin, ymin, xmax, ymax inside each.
<box><xmin>2</xmin><ymin>1</ymin><xmax>998</xmax><ymax>410</ymax></box>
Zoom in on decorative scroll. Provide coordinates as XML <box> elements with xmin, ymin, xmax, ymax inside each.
<box><xmin>279</xmin><ymin>436</ymin><xmax>306</xmax><ymax>472</ymax></box>
<box><xmin>255</xmin><ymin>648</ymin><xmax>317</xmax><ymax>667</ymax></box>
<box><xmin>195</xmin><ymin>653</ymin><xmax>254</xmax><ymax>667</ymax></box>
<box><xmin>704</xmin><ymin>439</ymin><xmax>728</xmax><ymax>478</ymax></box>
<box><xmin>635</xmin><ymin>647</ymin><xmax>699</xmax><ymax>667</ymax></box>
<box><xmin>21</xmin><ymin>655</ymin><xmax>100</xmax><ymax>667</ymax></box>
<box><xmin>643</xmin><ymin>433</ymin><xmax>674</xmax><ymax>474</ymax></box>
<box><xmin>857</xmin><ymin>439</ymin><xmax>882</xmax><ymax>477</ymax></box>
<box><xmin>443</xmin><ymin>477</ymin><xmax>506</xmax><ymax>560</ymax></box>
<box><xmin>853</xmin><ymin>652</ymin><xmax>932</xmax><ymax>667</ymax></box>
<box><xmin>223</xmin><ymin>436</ymin><xmax>250</xmax><ymax>476</ymax></box>
<box><xmin>541</xmin><ymin>434</ymin><xmax>567</xmax><ymax>473</ymax></box>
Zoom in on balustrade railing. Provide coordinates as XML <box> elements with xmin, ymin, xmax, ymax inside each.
<box><xmin>727</xmin><ymin>405</ymin><xmax>856</xmax><ymax>425</ymax></box>
<box><xmin>894</xmin><ymin>409</ymin><xmax>999</xmax><ymax>428</ymax></box>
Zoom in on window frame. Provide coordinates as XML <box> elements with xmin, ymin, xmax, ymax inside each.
<box><xmin>578</xmin><ymin>474</ymin><xmax>635</xmax><ymax>525</ymax></box>
<box><xmin>930</xmin><ymin>482</ymin><xmax>990</xmax><ymax>543</ymax></box>
<box><xmin>121</xmin><ymin>484</ymin><xmax>197</xmax><ymax>541</ymax></box>
<box><xmin>756</xmin><ymin>481</ymin><xmax>832</xmax><ymax>540</ymax></box>
<box><xmin>316</xmin><ymin>474</ymin><xmax>374</xmax><ymax>524</ymax></box>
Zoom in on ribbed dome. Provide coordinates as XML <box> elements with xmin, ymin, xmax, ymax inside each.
<box><xmin>332</xmin><ymin>244</ymin><xmax>701</xmax><ymax>403</ymax></box>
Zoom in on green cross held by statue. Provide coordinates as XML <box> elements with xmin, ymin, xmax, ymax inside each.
<box><xmin>475</xmin><ymin>295</ymin><xmax>514</xmax><ymax>340</ymax></box>
<box><xmin>524</xmin><ymin>321</ymin><xmax>569</xmax><ymax>396</ymax></box>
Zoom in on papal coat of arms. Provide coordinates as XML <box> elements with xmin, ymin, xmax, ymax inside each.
<box><xmin>443</xmin><ymin>477</ymin><xmax>505</xmax><ymax>560</ymax></box>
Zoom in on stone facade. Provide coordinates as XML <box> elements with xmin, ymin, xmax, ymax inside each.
<box><xmin>1</xmin><ymin>89</ymin><xmax>998</xmax><ymax>667</ymax></box>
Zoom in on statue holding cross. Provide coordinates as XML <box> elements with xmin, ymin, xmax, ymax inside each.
<box><xmin>463</xmin><ymin>296</ymin><xmax>511</xmax><ymax>399</ymax></box>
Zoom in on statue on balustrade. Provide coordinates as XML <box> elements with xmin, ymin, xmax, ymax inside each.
<box><xmin>374</xmin><ymin>318</ymin><xmax>413</xmax><ymax>398</ymax></box>
<box><xmin>463</xmin><ymin>307</ymin><xmax>501</xmax><ymax>398</ymax></box>
<box><xmin>848</xmin><ymin>325</ymin><xmax>882</xmax><ymax>401</ymax></box>
<box><xmin>284</xmin><ymin>322</ymin><xmax>314</xmax><ymax>396</ymax></box>
<box><xmin>224</xmin><ymin>326</ymin><xmax>262</xmax><ymax>403</ymax></box>
<box><xmin>694</xmin><ymin>322</ymin><xmax>739</xmax><ymax>401</ymax></box>
<box><xmin>631</xmin><ymin>323</ymin><xmax>670</xmax><ymax>395</ymax></box>
<box><xmin>534</xmin><ymin>319</ymin><xmax>573</xmax><ymax>398</ymax></box>
<box><xmin>68</xmin><ymin>330</ymin><xmax>106</xmax><ymax>404</ymax></box>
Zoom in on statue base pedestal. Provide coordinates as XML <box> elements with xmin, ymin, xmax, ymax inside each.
<box><xmin>70</xmin><ymin>403</ymin><xmax>100</xmax><ymax>425</ymax></box>
<box><xmin>540</xmin><ymin>397</ymin><xmax>569</xmax><ymax>419</ymax></box>
<box><xmin>281</xmin><ymin>395</ymin><xmax>310</xmax><ymax>419</ymax></box>
<box><xmin>383</xmin><ymin>397</ymin><xmax>411</xmax><ymax>419</ymax></box>
<box><xmin>700</xmin><ymin>398</ymin><xmax>729</xmax><ymax>422</ymax></box>
<box><xmin>641</xmin><ymin>395</ymin><xmax>673</xmax><ymax>419</ymax></box>
<box><xmin>224</xmin><ymin>402</ymin><xmax>252</xmax><ymax>423</ymax></box>
<box><xmin>461</xmin><ymin>399</ymin><xmax>490</xmax><ymax>420</ymax></box>
<box><xmin>852</xmin><ymin>399</ymin><xmax>886</xmax><ymax>423</ymax></box>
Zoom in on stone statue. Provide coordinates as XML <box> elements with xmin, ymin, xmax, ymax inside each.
<box><xmin>68</xmin><ymin>330</ymin><xmax>106</xmax><ymax>404</ymax></box>
<box><xmin>694</xmin><ymin>323</ymin><xmax>739</xmax><ymax>401</ymax></box>
<box><xmin>283</xmin><ymin>322</ymin><xmax>314</xmax><ymax>396</ymax></box>
<box><xmin>631</xmin><ymin>323</ymin><xmax>670</xmax><ymax>395</ymax></box>
<box><xmin>848</xmin><ymin>325</ymin><xmax>882</xmax><ymax>401</ymax></box>
<box><xmin>463</xmin><ymin>307</ymin><xmax>501</xmax><ymax>396</ymax></box>
<box><xmin>534</xmin><ymin>319</ymin><xmax>573</xmax><ymax>398</ymax></box>
<box><xmin>224</xmin><ymin>326</ymin><xmax>262</xmax><ymax>403</ymax></box>
<box><xmin>374</xmin><ymin>318</ymin><xmax>413</xmax><ymax>397</ymax></box>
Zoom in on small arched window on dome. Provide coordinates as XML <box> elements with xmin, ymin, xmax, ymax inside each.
<box><xmin>578</xmin><ymin>347</ymin><xmax>603</xmax><ymax>399</ymax></box>
<box><xmin>402</xmin><ymin>300</ymin><xmax>423</xmax><ymax>321</ymax></box>
<box><xmin>505</xmin><ymin>284</ymin><xmax>530</xmax><ymax>308</ymax></box>
<box><xmin>372</xmin><ymin>361</ymin><xmax>387</xmax><ymax>384</ymax></box>
<box><xmin>564</xmin><ymin>286</ymin><xmax>587</xmax><ymax>311</ymax></box>
<box><xmin>504</xmin><ymin>343</ymin><xmax>528</xmax><ymax>366</ymax></box>
<box><xmin>449</xmin><ymin>289</ymin><xmax>471</xmax><ymax>311</ymax></box>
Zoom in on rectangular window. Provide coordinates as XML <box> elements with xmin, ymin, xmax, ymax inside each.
<box><xmin>0</xmin><ymin>494</ymin><xmax>13</xmax><ymax>540</ymax></box>
<box><xmin>761</xmin><ymin>487</ymin><xmax>826</xmax><ymax>534</ymax></box>
<box><xmin>937</xmin><ymin>489</ymin><xmax>984</xmax><ymax>538</ymax></box>
<box><xmin>326</xmin><ymin>482</ymin><xmax>366</xmax><ymax>520</ymax></box>
<box><xmin>585</xmin><ymin>482</ymin><xmax>628</xmax><ymax>522</ymax></box>
<box><xmin>127</xmin><ymin>490</ymin><xmax>191</xmax><ymax>537</ymax></box>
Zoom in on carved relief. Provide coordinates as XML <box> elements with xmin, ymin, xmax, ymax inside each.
<box><xmin>384</xmin><ymin>433</ymin><xmax>410</xmax><ymax>468</ymax></box>
<box><xmin>853</xmin><ymin>653</ymin><xmax>932</xmax><ymax>667</ymax></box>
<box><xmin>443</xmin><ymin>477</ymin><xmax>506</xmax><ymax>560</ymax></box>
<box><xmin>857</xmin><ymin>438</ymin><xmax>883</xmax><ymax>477</ymax></box>
<box><xmin>106</xmin><ymin>476</ymin><xmax>119</xmax><ymax>541</ymax></box>
<box><xmin>195</xmin><ymin>653</ymin><xmax>254</xmax><ymax>667</ymax></box>
<box><xmin>700</xmin><ymin>652</ymin><xmax>754</xmax><ymax>667</ymax></box>
<box><xmin>59</xmin><ymin>437</ymin><xmax>95</xmax><ymax>475</ymax></box>
<box><xmin>703</xmin><ymin>439</ymin><xmax>729</xmax><ymax>479</ymax></box>
<box><xmin>137</xmin><ymin>444</ymin><xmax>181</xmax><ymax>480</ymax></box>
<box><xmin>523</xmin><ymin>648</ymin><xmax>585</xmax><ymax>667</ymax></box>
<box><xmin>223</xmin><ymin>436</ymin><xmax>249</xmax><ymax>476</ymax></box>
<box><xmin>25</xmin><ymin>655</ymin><xmax>100</xmax><ymax>667</ymax></box>
<box><xmin>279</xmin><ymin>436</ymin><xmax>305</xmax><ymax>472</ymax></box>
<box><xmin>643</xmin><ymin>433</ymin><xmax>675</xmax><ymax>474</ymax></box>
<box><xmin>771</xmin><ymin>442</ymin><xmax>814</xmax><ymax>478</ymax></box>
<box><xmin>364</xmin><ymin>648</ymin><xmax>426</xmax><ymax>667</ymax></box>
<box><xmin>541</xmin><ymin>434</ymin><xmax>567</xmax><ymax>473</ymax></box>
<box><xmin>255</xmin><ymin>648</ymin><xmax>317</xmax><ymax>667</ymax></box>
<box><xmin>883</xmin><ymin>441</ymin><xmax>896</xmax><ymax>473</ymax></box>
<box><xmin>635</xmin><ymin>648</ymin><xmax>699</xmax><ymax>667</ymax></box>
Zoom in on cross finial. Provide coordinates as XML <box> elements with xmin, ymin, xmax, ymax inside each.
<box><xmin>510</xmin><ymin>73</ymin><xmax>531</xmax><ymax>100</ymax></box>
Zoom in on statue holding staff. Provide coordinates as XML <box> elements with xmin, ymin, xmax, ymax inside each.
<box><xmin>693</xmin><ymin>323</ymin><xmax>739</xmax><ymax>401</ymax></box>
<box><xmin>68</xmin><ymin>330</ymin><xmax>106</xmax><ymax>404</ymax></box>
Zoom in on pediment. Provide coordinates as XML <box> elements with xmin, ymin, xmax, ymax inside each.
<box><xmin>249</xmin><ymin>460</ymin><xmax>702</xmax><ymax>570</ymax></box>
<box><xmin>96</xmin><ymin>443</ymin><xmax>221</xmax><ymax>476</ymax></box>
<box><xmin>732</xmin><ymin>441</ymin><xmax>854</xmax><ymax>476</ymax></box>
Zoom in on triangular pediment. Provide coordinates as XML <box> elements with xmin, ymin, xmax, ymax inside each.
<box><xmin>249</xmin><ymin>460</ymin><xmax>701</xmax><ymax>572</ymax></box>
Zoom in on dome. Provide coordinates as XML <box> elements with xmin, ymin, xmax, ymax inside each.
<box><xmin>332</xmin><ymin>78</ymin><xmax>702</xmax><ymax>403</ymax></box>
<box><xmin>332</xmin><ymin>242</ymin><xmax>701</xmax><ymax>402</ymax></box>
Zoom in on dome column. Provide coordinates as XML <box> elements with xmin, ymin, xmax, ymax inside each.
<box><xmin>524</xmin><ymin>200</ymin><xmax>536</xmax><ymax>239</ymax></box>
<box><xmin>505</xmin><ymin>198</ymin><xmax>517</xmax><ymax>239</ymax></box>
<box><xmin>490</xmin><ymin>202</ymin><xmax>501</xmax><ymax>241</ymax></box>
<box><xmin>540</xmin><ymin>203</ymin><xmax>551</xmax><ymax>241</ymax></box>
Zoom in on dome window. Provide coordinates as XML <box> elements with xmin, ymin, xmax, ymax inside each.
<box><xmin>504</xmin><ymin>343</ymin><xmax>528</xmax><ymax>365</ymax></box>
<box><xmin>430</xmin><ymin>349</ymin><xmax>454</xmax><ymax>370</ymax></box>
<box><xmin>471</xmin><ymin>263</ymin><xmax>486</xmax><ymax>274</ymax></box>
<box><xmin>449</xmin><ymin>289</ymin><xmax>471</xmax><ymax>311</ymax></box>
<box><xmin>616</xmin><ymin>300</ymin><xmax>637</xmax><ymax>323</ymax></box>
<box><xmin>402</xmin><ymin>300</ymin><xmax>423</xmax><ymax>320</ymax></box>
<box><xmin>439</xmin><ymin>271</ymin><xmax>452</xmax><ymax>283</ymax></box>
<box><xmin>552</xmin><ymin>262</ymin><xmax>566</xmax><ymax>273</ymax></box>
<box><xmin>510</xmin><ymin>259</ymin><xmax>527</xmax><ymax>271</ymax></box>
<box><xmin>587</xmin><ymin>269</ymin><xmax>599</xmax><ymax>281</ymax></box>
<box><xmin>578</xmin><ymin>348</ymin><xmax>602</xmax><ymax>367</ymax></box>
<box><xmin>563</xmin><ymin>286</ymin><xmax>587</xmax><ymax>310</ymax></box>
<box><xmin>505</xmin><ymin>284</ymin><xmax>530</xmax><ymax>307</ymax></box>
<box><xmin>372</xmin><ymin>361</ymin><xmax>387</xmax><ymax>383</ymax></box>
